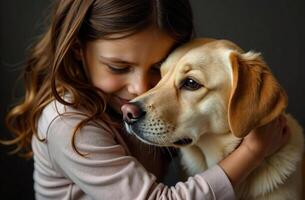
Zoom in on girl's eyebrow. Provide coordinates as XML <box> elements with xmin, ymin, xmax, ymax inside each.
<box><xmin>99</xmin><ymin>55</ymin><xmax>166</xmax><ymax>66</ymax></box>
<box><xmin>99</xmin><ymin>55</ymin><xmax>137</xmax><ymax>65</ymax></box>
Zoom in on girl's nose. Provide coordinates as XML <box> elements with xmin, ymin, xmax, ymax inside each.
<box><xmin>128</xmin><ymin>75</ymin><xmax>149</xmax><ymax>96</ymax></box>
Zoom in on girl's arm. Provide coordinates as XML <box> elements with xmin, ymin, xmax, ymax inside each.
<box><xmin>37</xmin><ymin>102</ymin><xmax>234</xmax><ymax>200</ymax></box>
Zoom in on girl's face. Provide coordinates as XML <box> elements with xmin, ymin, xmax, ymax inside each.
<box><xmin>83</xmin><ymin>26</ymin><xmax>176</xmax><ymax>114</ymax></box>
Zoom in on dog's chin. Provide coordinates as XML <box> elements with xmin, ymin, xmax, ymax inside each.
<box><xmin>134</xmin><ymin>133</ymin><xmax>164</xmax><ymax>146</ymax></box>
<box><xmin>134</xmin><ymin>134</ymin><xmax>194</xmax><ymax>148</ymax></box>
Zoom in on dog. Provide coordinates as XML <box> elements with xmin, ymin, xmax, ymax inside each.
<box><xmin>122</xmin><ymin>38</ymin><xmax>304</xmax><ymax>199</ymax></box>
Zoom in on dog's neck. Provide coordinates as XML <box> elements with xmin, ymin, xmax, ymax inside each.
<box><xmin>180</xmin><ymin>131</ymin><xmax>241</xmax><ymax>175</ymax></box>
<box><xmin>195</xmin><ymin>132</ymin><xmax>241</xmax><ymax>168</ymax></box>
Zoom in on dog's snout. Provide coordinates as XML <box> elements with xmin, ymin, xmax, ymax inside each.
<box><xmin>121</xmin><ymin>103</ymin><xmax>146</xmax><ymax>124</ymax></box>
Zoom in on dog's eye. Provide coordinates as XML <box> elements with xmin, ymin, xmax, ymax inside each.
<box><xmin>181</xmin><ymin>78</ymin><xmax>202</xmax><ymax>90</ymax></box>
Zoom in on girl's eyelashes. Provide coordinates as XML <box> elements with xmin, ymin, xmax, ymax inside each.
<box><xmin>104</xmin><ymin>61</ymin><xmax>163</xmax><ymax>74</ymax></box>
<box><xmin>106</xmin><ymin>64</ymin><xmax>130</xmax><ymax>74</ymax></box>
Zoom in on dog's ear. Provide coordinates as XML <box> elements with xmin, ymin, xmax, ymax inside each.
<box><xmin>228</xmin><ymin>51</ymin><xmax>288</xmax><ymax>138</ymax></box>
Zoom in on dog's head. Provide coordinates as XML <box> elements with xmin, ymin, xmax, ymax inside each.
<box><xmin>122</xmin><ymin>39</ymin><xmax>287</xmax><ymax>147</ymax></box>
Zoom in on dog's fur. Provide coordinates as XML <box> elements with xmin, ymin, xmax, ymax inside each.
<box><xmin>124</xmin><ymin>39</ymin><xmax>305</xmax><ymax>199</ymax></box>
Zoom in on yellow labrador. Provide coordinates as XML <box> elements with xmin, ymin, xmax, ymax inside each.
<box><xmin>122</xmin><ymin>39</ymin><xmax>304</xmax><ymax>199</ymax></box>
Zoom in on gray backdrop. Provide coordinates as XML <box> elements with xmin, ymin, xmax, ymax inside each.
<box><xmin>1</xmin><ymin>0</ymin><xmax>304</xmax><ymax>199</ymax></box>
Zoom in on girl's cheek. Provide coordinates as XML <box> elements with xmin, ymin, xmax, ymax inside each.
<box><xmin>94</xmin><ymin>76</ymin><xmax>124</xmax><ymax>93</ymax></box>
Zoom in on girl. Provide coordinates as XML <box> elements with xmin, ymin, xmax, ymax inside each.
<box><xmin>3</xmin><ymin>0</ymin><xmax>289</xmax><ymax>199</ymax></box>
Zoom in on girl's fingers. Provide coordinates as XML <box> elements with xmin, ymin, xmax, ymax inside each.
<box><xmin>282</xmin><ymin>115</ymin><xmax>287</xmax><ymax>124</ymax></box>
<box><xmin>277</xmin><ymin>115</ymin><xmax>286</xmax><ymax>131</ymax></box>
<box><xmin>281</xmin><ymin>126</ymin><xmax>290</xmax><ymax>146</ymax></box>
<box><xmin>274</xmin><ymin>115</ymin><xmax>282</xmax><ymax>127</ymax></box>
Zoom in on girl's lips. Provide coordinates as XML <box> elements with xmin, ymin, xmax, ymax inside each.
<box><xmin>116</xmin><ymin>96</ymin><xmax>130</xmax><ymax>105</ymax></box>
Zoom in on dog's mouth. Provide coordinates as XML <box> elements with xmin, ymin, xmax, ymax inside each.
<box><xmin>173</xmin><ymin>138</ymin><xmax>193</xmax><ymax>146</ymax></box>
<box><xmin>124</xmin><ymin>120</ymin><xmax>193</xmax><ymax>147</ymax></box>
<box><xmin>124</xmin><ymin>123</ymin><xmax>165</xmax><ymax>146</ymax></box>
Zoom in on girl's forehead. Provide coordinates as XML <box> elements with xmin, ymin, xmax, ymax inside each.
<box><xmin>91</xmin><ymin>26</ymin><xmax>174</xmax><ymax>47</ymax></box>
<box><xmin>85</xmin><ymin>27</ymin><xmax>176</xmax><ymax>65</ymax></box>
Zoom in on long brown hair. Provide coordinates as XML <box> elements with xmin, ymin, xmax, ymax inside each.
<box><xmin>2</xmin><ymin>0</ymin><xmax>194</xmax><ymax>158</ymax></box>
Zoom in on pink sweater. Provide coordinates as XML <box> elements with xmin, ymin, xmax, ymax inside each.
<box><xmin>32</xmin><ymin>100</ymin><xmax>235</xmax><ymax>200</ymax></box>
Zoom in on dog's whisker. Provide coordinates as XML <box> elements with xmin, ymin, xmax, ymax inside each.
<box><xmin>147</xmin><ymin>133</ymin><xmax>158</xmax><ymax>163</ymax></box>
<box><xmin>153</xmin><ymin>145</ymin><xmax>158</xmax><ymax>163</ymax></box>
<box><xmin>159</xmin><ymin>136</ymin><xmax>180</xmax><ymax>173</ymax></box>
<box><xmin>159</xmin><ymin>136</ymin><xmax>174</xmax><ymax>160</ymax></box>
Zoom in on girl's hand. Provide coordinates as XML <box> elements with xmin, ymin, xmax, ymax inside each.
<box><xmin>219</xmin><ymin>115</ymin><xmax>290</xmax><ymax>187</ymax></box>
<box><xmin>241</xmin><ymin>115</ymin><xmax>290</xmax><ymax>163</ymax></box>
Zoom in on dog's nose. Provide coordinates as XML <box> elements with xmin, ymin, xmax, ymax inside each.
<box><xmin>121</xmin><ymin>103</ymin><xmax>146</xmax><ymax>124</ymax></box>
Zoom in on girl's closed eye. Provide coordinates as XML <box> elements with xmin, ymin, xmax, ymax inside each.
<box><xmin>106</xmin><ymin>64</ymin><xmax>131</xmax><ymax>74</ymax></box>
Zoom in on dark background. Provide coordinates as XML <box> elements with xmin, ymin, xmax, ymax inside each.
<box><xmin>1</xmin><ymin>0</ymin><xmax>304</xmax><ymax>199</ymax></box>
